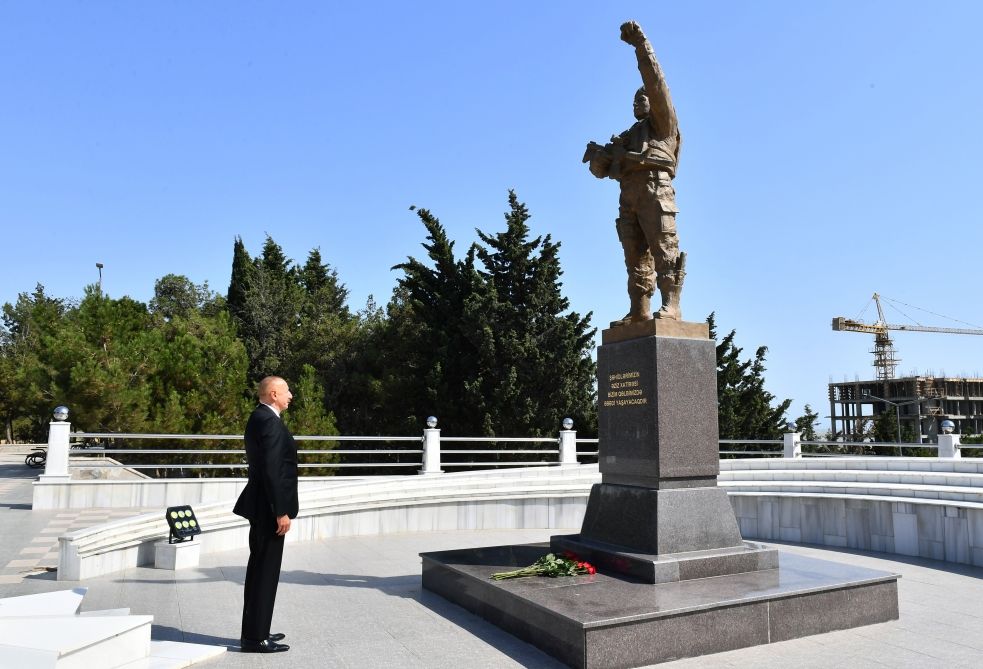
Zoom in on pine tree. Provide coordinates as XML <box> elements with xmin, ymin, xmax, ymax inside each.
<box><xmin>284</xmin><ymin>364</ymin><xmax>340</xmax><ymax>475</ymax></box>
<box><xmin>387</xmin><ymin>194</ymin><xmax>597</xmax><ymax>438</ymax></box>
<box><xmin>151</xmin><ymin>274</ymin><xmax>220</xmax><ymax>320</ymax></box>
<box><xmin>226</xmin><ymin>237</ymin><xmax>362</xmax><ymax>438</ymax></box>
<box><xmin>290</xmin><ymin>247</ymin><xmax>356</xmax><ymax>409</ymax></box>
<box><xmin>322</xmin><ymin>295</ymin><xmax>391</xmax><ymax>435</ymax></box>
<box><xmin>387</xmin><ymin>207</ymin><xmax>492</xmax><ymax>435</ymax></box>
<box><xmin>227</xmin><ymin>235</ymin><xmax>304</xmax><ymax>382</ymax></box>
<box><xmin>794</xmin><ymin>404</ymin><xmax>821</xmax><ymax>441</ymax></box>
<box><xmin>2</xmin><ymin>280</ymin><xmax>252</xmax><ymax>465</ymax></box>
<box><xmin>473</xmin><ymin>191</ymin><xmax>596</xmax><ymax>436</ymax></box>
<box><xmin>873</xmin><ymin>409</ymin><xmax>900</xmax><ymax>443</ymax></box>
<box><xmin>709</xmin><ymin>313</ymin><xmax>791</xmax><ymax>440</ymax></box>
<box><xmin>299</xmin><ymin>248</ymin><xmax>349</xmax><ymax>318</ymax></box>
<box><xmin>0</xmin><ymin>285</ymin><xmax>69</xmax><ymax>441</ymax></box>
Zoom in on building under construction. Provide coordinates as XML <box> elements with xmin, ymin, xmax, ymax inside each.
<box><xmin>828</xmin><ymin>376</ymin><xmax>983</xmax><ymax>441</ymax></box>
<box><xmin>829</xmin><ymin>294</ymin><xmax>983</xmax><ymax>440</ymax></box>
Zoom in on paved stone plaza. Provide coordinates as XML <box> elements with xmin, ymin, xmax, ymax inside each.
<box><xmin>2</xmin><ymin>454</ymin><xmax>982</xmax><ymax>668</ymax></box>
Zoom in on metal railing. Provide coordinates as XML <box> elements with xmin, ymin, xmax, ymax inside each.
<box><xmin>64</xmin><ymin>432</ymin><xmax>425</xmax><ymax>473</ymax></box>
<box><xmin>719</xmin><ymin>439</ymin><xmax>782</xmax><ymax>457</ymax></box>
<box><xmin>439</xmin><ymin>436</ymin><xmax>559</xmax><ymax>468</ymax></box>
<box><xmin>719</xmin><ymin>438</ymin><xmax>947</xmax><ymax>459</ymax></box>
<box><xmin>56</xmin><ymin>431</ymin><xmax>577</xmax><ymax>475</ymax></box>
<box><xmin>33</xmin><ymin>424</ymin><xmax>974</xmax><ymax>480</ymax></box>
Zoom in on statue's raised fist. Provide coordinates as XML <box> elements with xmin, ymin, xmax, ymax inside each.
<box><xmin>620</xmin><ymin>20</ymin><xmax>645</xmax><ymax>47</ymax></box>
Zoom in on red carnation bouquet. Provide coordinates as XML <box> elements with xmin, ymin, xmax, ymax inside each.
<box><xmin>490</xmin><ymin>551</ymin><xmax>597</xmax><ymax>580</ymax></box>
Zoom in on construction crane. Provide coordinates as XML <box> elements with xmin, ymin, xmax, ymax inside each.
<box><xmin>832</xmin><ymin>293</ymin><xmax>983</xmax><ymax>380</ymax></box>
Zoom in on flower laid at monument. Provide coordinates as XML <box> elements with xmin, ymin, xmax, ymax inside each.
<box><xmin>490</xmin><ymin>552</ymin><xmax>596</xmax><ymax>580</ymax></box>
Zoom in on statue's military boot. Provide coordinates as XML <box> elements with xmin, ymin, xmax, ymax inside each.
<box><xmin>654</xmin><ymin>275</ymin><xmax>682</xmax><ymax>320</ymax></box>
<box><xmin>654</xmin><ymin>296</ymin><xmax>680</xmax><ymax>320</ymax></box>
<box><xmin>610</xmin><ymin>293</ymin><xmax>653</xmax><ymax>327</ymax></box>
<box><xmin>654</xmin><ymin>254</ymin><xmax>686</xmax><ymax>320</ymax></box>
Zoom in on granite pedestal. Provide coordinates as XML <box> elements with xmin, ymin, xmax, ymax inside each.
<box><xmin>422</xmin><ymin>324</ymin><xmax>899</xmax><ymax>667</ymax></box>
<box><xmin>421</xmin><ymin>544</ymin><xmax>899</xmax><ymax>669</ymax></box>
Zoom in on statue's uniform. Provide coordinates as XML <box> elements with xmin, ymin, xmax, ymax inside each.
<box><xmin>587</xmin><ymin>36</ymin><xmax>685</xmax><ymax>322</ymax></box>
<box><xmin>615</xmin><ymin>120</ymin><xmax>680</xmax><ymax>314</ymax></box>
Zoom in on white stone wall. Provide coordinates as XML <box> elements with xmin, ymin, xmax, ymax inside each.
<box><xmin>56</xmin><ymin>467</ymin><xmax>599</xmax><ymax>581</ymax></box>
<box><xmin>50</xmin><ymin>460</ymin><xmax>983</xmax><ymax>581</ymax></box>
<box><xmin>59</xmin><ymin>494</ymin><xmax>591</xmax><ymax>581</ymax></box>
<box><xmin>730</xmin><ymin>494</ymin><xmax>983</xmax><ymax>567</ymax></box>
<box><xmin>33</xmin><ymin>477</ymin><xmax>378</xmax><ymax>510</ymax></box>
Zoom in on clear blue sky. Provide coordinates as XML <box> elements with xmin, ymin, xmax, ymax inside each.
<box><xmin>3</xmin><ymin>2</ymin><xmax>982</xmax><ymax>430</ymax></box>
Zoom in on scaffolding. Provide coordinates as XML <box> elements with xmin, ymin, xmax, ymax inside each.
<box><xmin>828</xmin><ymin>376</ymin><xmax>983</xmax><ymax>441</ymax></box>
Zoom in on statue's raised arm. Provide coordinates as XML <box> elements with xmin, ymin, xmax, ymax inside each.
<box><xmin>620</xmin><ymin>21</ymin><xmax>678</xmax><ymax>143</ymax></box>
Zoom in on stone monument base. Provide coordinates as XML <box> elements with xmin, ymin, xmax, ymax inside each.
<box><xmin>550</xmin><ymin>535</ymin><xmax>778</xmax><ymax>585</ymax></box>
<box><xmin>421</xmin><ymin>543</ymin><xmax>900</xmax><ymax>669</ymax></box>
<box><xmin>576</xmin><ymin>483</ymin><xmax>744</xmax><ymax>555</ymax></box>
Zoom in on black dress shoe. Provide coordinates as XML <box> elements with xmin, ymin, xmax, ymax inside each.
<box><xmin>269</xmin><ymin>633</ymin><xmax>286</xmax><ymax>642</ymax></box>
<box><xmin>241</xmin><ymin>638</ymin><xmax>290</xmax><ymax>653</ymax></box>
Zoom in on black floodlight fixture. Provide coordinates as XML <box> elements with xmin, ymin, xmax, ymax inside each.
<box><xmin>165</xmin><ymin>505</ymin><xmax>202</xmax><ymax>544</ymax></box>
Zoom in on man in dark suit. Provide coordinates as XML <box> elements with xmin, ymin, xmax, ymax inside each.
<box><xmin>233</xmin><ymin>376</ymin><xmax>299</xmax><ymax>654</ymax></box>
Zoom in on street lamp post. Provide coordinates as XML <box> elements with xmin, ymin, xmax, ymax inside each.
<box><xmin>96</xmin><ymin>262</ymin><xmax>104</xmax><ymax>293</ymax></box>
<box><xmin>863</xmin><ymin>391</ymin><xmax>925</xmax><ymax>456</ymax></box>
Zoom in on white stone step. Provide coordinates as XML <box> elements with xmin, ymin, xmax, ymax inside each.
<box><xmin>0</xmin><ymin>614</ymin><xmax>152</xmax><ymax>669</ymax></box>
<box><xmin>719</xmin><ymin>468</ymin><xmax>983</xmax><ymax>487</ymax></box>
<box><xmin>79</xmin><ymin>608</ymin><xmax>131</xmax><ymax>616</ymax></box>
<box><xmin>0</xmin><ymin>643</ymin><xmax>59</xmax><ymax>668</ymax></box>
<box><xmin>720</xmin><ymin>457</ymin><xmax>983</xmax><ymax>474</ymax></box>
<box><xmin>151</xmin><ymin>640</ymin><xmax>226</xmax><ymax>666</ymax></box>
<box><xmin>720</xmin><ymin>478</ymin><xmax>983</xmax><ymax>503</ymax></box>
<box><xmin>115</xmin><ymin>640</ymin><xmax>226</xmax><ymax>669</ymax></box>
<box><xmin>115</xmin><ymin>659</ymin><xmax>187</xmax><ymax>669</ymax></box>
<box><xmin>0</xmin><ymin>588</ymin><xmax>87</xmax><ymax>617</ymax></box>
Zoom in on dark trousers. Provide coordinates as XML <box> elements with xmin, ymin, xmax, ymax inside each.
<box><xmin>241</xmin><ymin>517</ymin><xmax>285</xmax><ymax>642</ymax></box>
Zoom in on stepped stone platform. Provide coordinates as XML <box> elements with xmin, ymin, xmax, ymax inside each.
<box><xmin>423</xmin><ymin>327</ymin><xmax>900</xmax><ymax>667</ymax></box>
<box><xmin>423</xmin><ymin>543</ymin><xmax>898</xmax><ymax>668</ymax></box>
<box><xmin>550</xmin><ymin>535</ymin><xmax>778</xmax><ymax>584</ymax></box>
<box><xmin>0</xmin><ymin>450</ymin><xmax>980</xmax><ymax>669</ymax></box>
<box><xmin>0</xmin><ymin>588</ymin><xmax>224</xmax><ymax>669</ymax></box>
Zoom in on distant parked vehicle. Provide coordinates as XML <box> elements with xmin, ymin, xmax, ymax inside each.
<box><xmin>25</xmin><ymin>447</ymin><xmax>46</xmax><ymax>469</ymax></box>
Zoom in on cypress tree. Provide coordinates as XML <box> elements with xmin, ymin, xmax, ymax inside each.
<box><xmin>385</xmin><ymin>207</ymin><xmax>493</xmax><ymax>435</ymax></box>
<box><xmin>474</xmin><ymin>191</ymin><xmax>596</xmax><ymax>436</ymax></box>
<box><xmin>227</xmin><ymin>236</ymin><xmax>252</xmax><ymax>325</ymax></box>
<box><xmin>227</xmin><ymin>235</ymin><xmax>304</xmax><ymax>382</ymax></box>
<box><xmin>709</xmin><ymin>313</ymin><xmax>791</xmax><ymax>440</ymax></box>
<box><xmin>794</xmin><ymin>404</ymin><xmax>821</xmax><ymax>441</ymax></box>
<box><xmin>388</xmin><ymin>194</ymin><xmax>597</xmax><ymax>438</ymax></box>
<box><xmin>300</xmin><ymin>248</ymin><xmax>349</xmax><ymax>318</ymax></box>
<box><xmin>291</xmin><ymin>246</ymin><xmax>357</xmax><ymax>416</ymax></box>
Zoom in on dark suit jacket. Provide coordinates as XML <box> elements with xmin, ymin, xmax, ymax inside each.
<box><xmin>233</xmin><ymin>405</ymin><xmax>299</xmax><ymax>522</ymax></box>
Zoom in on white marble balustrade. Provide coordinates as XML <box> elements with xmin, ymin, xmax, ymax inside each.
<box><xmin>51</xmin><ymin>458</ymin><xmax>983</xmax><ymax>582</ymax></box>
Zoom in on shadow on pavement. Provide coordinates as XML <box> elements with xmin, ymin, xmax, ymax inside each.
<box><xmin>152</xmin><ymin>624</ymin><xmax>239</xmax><ymax>649</ymax></box>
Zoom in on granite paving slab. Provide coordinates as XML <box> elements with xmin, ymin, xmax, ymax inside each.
<box><xmin>1</xmin><ymin>464</ymin><xmax>982</xmax><ymax>668</ymax></box>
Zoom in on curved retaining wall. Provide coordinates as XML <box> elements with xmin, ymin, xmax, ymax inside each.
<box><xmin>34</xmin><ymin>476</ymin><xmax>378</xmax><ymax>510</ymax></box>
<box><xmin>55</xmin><ymin>458</ymin><xmax>983</xmax><ymax>580</ymax></box>
<box><xmin>58</xmin><ymin>467</ymin><xmax>594</xmax><ymax>581</ymax></box>
<box><xmin>720</xmin><ymin>458</ymin><xmax>983</xmax><ymax>567</ymax></box>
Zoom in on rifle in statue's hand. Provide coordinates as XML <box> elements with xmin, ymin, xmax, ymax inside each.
<box><xmin>583</xmin><ymin>140</ymin><xmax>627</xmax><ymax>179</ymax></box>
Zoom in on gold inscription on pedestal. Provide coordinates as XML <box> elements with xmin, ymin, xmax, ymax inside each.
<box><xmin>602</xmin><ymin>370</ymin><xmax>648</xmax><ymax>408</ymax></box>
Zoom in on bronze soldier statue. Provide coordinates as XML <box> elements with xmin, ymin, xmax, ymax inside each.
<box><xmin>584</xmin><ymin>21</ymin><xmax>686</xmax><ymax>324</ymax></box>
